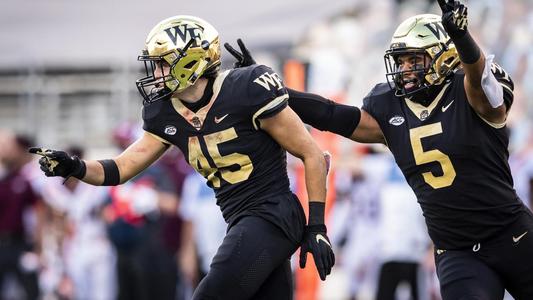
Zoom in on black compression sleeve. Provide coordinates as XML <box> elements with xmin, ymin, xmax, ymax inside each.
<box><xmin>452</xmin><ymin>31</ymin><xmax>481</xmax><ymax>65</ymax></box>
<box><xmin>287</xmin><ymin>88</ymin><xmax>361</xmax><ymax>138</ymax></box>
<box><xmin>98</xmin><ymin>159</ymin><xmax>121</xmax><ymax>186</ymax></box>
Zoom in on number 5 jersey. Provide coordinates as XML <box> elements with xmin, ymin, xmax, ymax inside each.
<box><xmin>362</xmin><ymin>66</ymin><xmax>527</xmax><ymax>250</ymax></box>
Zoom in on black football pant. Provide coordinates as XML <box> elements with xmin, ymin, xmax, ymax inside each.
<box><xmin>376</xmin><ymin>261</ymin><xmax>419</xmax><ymax>300</ymax></box>
<box><xmin>192</xmin><ymin>216</ymin><xmax>299</xmax><ymax>300</ymax></box>
<box><xmin>435</xmin><ymin>211</ymin><xmax>533</xmax><ymax>300</ymax></box>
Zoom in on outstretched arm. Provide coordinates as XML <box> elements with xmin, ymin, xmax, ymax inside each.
<box><xmin>30</xmin><ymin>131</ymin><xmax>169</xmax><ymax>185</ymax></box>
<box><xmin>437</xmin><ymin>0</ymin><xmax>508</xmax><ymax>123</ymax></box>
<box><xmin>286</xmin><ymin>89</ymin><xmax>385</xmax><ymax>144</ymax></box>
<box><xmin>225</xmin><ymin>39</ymin><xmax>385</xmax><ymax>145</ymax></box>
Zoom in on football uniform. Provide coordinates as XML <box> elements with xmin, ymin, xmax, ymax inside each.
<box><xmin>362</xmin><ymin>67</ymin><xmax>524</xmax><ymax>250</ymax></box>
<box><xmin>143</xmin><ymin>64</ymin><xmax>306</xmax><ymax>299</ymax></box>
<box><xmin>362</xmin><ymin>67</ymin><xmax>533</xmax><ymax>299</ymax></box>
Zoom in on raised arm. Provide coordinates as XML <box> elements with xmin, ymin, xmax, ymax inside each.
<box><xmin>438</xmin><ymin>0</ymin><xmax>509</xmax><ymax>123</ymax></box>
<box><xmin>30</xmin><ymin>131</ymin><xmax>169</xmax><ymax>186</ymax></box>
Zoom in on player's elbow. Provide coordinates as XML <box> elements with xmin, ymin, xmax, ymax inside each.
<box><xmin>301</xmin><ymin>147</ymin><xmax>327</xmax><ymax>173</ymax></box>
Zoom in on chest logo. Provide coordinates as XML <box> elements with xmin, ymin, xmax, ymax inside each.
<box><xmin>164</xmin><ymin>125</ymin><xmax>177</xmax><ymax>135</ymax></box>
<box><xmin>389</xmin><ymin>115</ymin><xmax>405</xmax><ymax>126</ymax></box>
<box><xmin>214</xmin><ymin>114</ymin><xmax>229</xmax><ymax>124</ymax></box>
<box><xmin>420</xmin><ymin>110</ymin><xmax>429</xmax><ymax>121</ymax></box>
<box><xmin>512</xmin><ymin>231</ymin><xmax>528</xmax><ymax>243</ymax></box>
<box><xmin>442</xmin><ymin>100</ymin><xmax>455</xmax><ymax>112</ymax></box>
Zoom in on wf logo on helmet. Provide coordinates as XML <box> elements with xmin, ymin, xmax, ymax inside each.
<box><xmin>423</xmin><ymin>22</ymin><xmax>448</xmax><ymax>39</ymax></box>
<box><xmin>165</xmin><ymin>24</ymin><xmax>203</xmax><ymax>46</ymax></box>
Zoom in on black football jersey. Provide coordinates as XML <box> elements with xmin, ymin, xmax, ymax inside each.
<box><xmin>362</xmin><ymin>67</ymin><xmax>526</xmax><ymax>249</ymax></box>
<box><xmin>142</xmin><ymin>65</ymin><xmax>293</xmax><ymax>225</ymax></box>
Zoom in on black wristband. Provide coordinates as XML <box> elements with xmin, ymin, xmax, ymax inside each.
<box><xmin>72</xmin><ymin>157</ymin><xmax>86</xmax><ymax>179</ymax></box>
<box><xmin>288</xmin><ymin>89</ymin><xmax>361</xmax><ymax>138</ymax></box>
<box><xmin>308</xmin><ymin>202</ymin><xmax>326</xmax><ymax>225</ymax></box>
<box><xmin>98</xmin><ymin>159</ymin><xmax>120</xmax><ymax>186</ymax></box>
<box><xmin>452</xmin><ymin>31</ymin><xmax>481</xmax><ymax>65</ymax></box>
<box><xmin>305</xmin><ymin>224</ymin><xmax>327</xmax><ymax>233</ymax></box>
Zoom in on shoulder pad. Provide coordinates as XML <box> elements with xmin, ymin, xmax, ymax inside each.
<box><xmin>247</xmin><ymin>65</ymin><xmax>287</xmax><ymax>98</ymax></box>
<box><xmin>362</xmin><ymin>83</ymin><xmax>394</xmax><ymax>122</ymax></box>
<box><xmin>366</xmin><ymin>83</ymin><xmax>394</xmax><ymax>98</ymax></box>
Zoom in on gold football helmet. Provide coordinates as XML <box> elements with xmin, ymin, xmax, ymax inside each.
<box><xmin>384</xmin><ymin>14</ymin><xmax>460</xmax><ymax>99</ymax></box>
<box><xmin>136</xmin><ymin>15</ymin><xmax>221</xmax><ymax>103</ymax></box>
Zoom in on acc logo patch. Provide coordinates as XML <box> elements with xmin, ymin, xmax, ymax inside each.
<box><xmin>389</xmin><ymin>115</ymin><xmax>405</xmax><ymax>126</ymax></box>
<box><xmin>164</xmin><ymin>125</ymin><xmax>177</xmax><ymax>135</ymax></box>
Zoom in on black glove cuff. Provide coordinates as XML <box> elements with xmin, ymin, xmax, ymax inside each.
<box><xmin>308</xmin><ymin>202</ymin><xmax>325</xmax><ymax>226</ymax></box>
<box><xmin>305</xmin><ymin>224</ymin><xmax>327</xmax><ymax>233</ymax></box>
<box><xmin>72</xmin><ymin>157</ymin><xmax>86</xmax><ymax>179</ymax></box>
<box><xmin>451</xmin><ymin>31</ymin><xmax>481</xmax><ymax>64</ymax></box>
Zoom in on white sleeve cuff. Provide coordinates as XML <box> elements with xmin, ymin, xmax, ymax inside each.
<box><xmin>481</xmin><ymin>54</ymin><xmax>504</xmax><ymax>108</ymax></box>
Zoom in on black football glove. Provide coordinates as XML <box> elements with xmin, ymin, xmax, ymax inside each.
<box><xmin>299</xmin><ymin>224</ymin><xmax>335</xmax><ymax>281</ymax></box>
<box><xmin>438</xmin><ymin>0</ymin><xmax>468</xmax><ymax>39</ymax></box>
<box><xmin>224</xmin><ymin>38</ymin><xmax>256</xmax><ymax>68</ymax></box>
<box><xmin>29</xmin><ymin>147</ymin><xmax>86</xmax><ymax>180</ymax></box>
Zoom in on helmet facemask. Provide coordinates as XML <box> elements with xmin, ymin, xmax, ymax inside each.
<box><xmin>384</xmin><ymin>14</ymin><xmax>460</xmax><ymax>105</ymax></box>
<box><xmin>385</xmin><ymin>49</ymin><xmax>434</xmax><ymax>98</ymax></box>
<box><xmin>136</xmin><ymin>15</ymin><xmax>221</xmax><ymax>105</ymax></box>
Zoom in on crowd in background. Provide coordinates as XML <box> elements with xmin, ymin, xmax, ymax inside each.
<box><xmin>1</xmin><ymin>0</ymin><xmax>533</xmax><ymax>299</ymax></box>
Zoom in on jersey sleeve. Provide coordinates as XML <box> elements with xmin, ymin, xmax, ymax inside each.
<box><xmin>141</xmin><ymin>101</ymin><xmax>172</xmax><ymax>145</ymax></box>
<box><xmin>490</xmin><ymin>62</ymin><xmax>514</xmax><ymax>110</ymax></box>
<box><xmin>246</xmin><ymin>65</ymin><xmax>289</xmax><ymax>130</ymax></box>
<box><xmin>361</xmin><ymin>84</ymin><xmax>385</xmax><ymax>123</ymax></box>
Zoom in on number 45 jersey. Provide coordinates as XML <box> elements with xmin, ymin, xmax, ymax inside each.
<box><xmin>362</xmin><ymin>67</ymin><xmax>527</xmax><ymax>250</ymax></box>
<box><xmin>142</xmin><ymin>65</ymin><xmax>303</xmax><ymax>234</ymax></box>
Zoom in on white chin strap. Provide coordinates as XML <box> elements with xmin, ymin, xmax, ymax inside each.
<box><xmin>481</xmin><ymin>54</ymin><xmax>504</xmax><ymax>108</ymax></box>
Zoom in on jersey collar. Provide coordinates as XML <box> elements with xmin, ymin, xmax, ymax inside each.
<box><xmin>171</xmin><ymin>70</ymin><xmax>230</xmax><ymax>131</ymax></box>
<box><xmin>404</xmin><ymin>82</ymin><xmax>451</xmax><ymax>121</ymax></box>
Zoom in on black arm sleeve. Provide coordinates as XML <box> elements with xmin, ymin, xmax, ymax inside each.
<box><xmin>287</xmin><ymin>88</ymin><xmax>361</xmax><ymax>138</ymax></box>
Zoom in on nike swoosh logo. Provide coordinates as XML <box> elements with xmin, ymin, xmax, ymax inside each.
<box><xmin>315</xmin><ymin>234</ymin><xmax>331</xmax><ymax>247</ymax></box>
<box><xmin>214</xmin><ymin>114</ymin><xmax>229</xmax><ymax>124</ymax></box>
<box><xmin>513</xmin><ymin>231</ymin><xmax>528</xmax><ymax>243</ymax></box>
<box><xmin>442</xmin><ymin>100</ymin><xmax>454</xmax><ymax>112</ymax></box>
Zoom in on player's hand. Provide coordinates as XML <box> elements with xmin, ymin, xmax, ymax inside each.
<box><xmin>28</xmin><ymin>147</ymin><xmax>86</xmax><ymax>179</ymax></box>
<box><xmin>299</xmin><ymin>224</ymin><xmax>335</xmax><ymax>281</ymax></box>
<box><xmin>224</xmin><ymin>38</ymin><xmax>256</xmax><ymax>68</ymax></box>
<box><xmin>437</xmin><ymin>0</ymin><xmax>468</xmax><ymax>39</ymax></box>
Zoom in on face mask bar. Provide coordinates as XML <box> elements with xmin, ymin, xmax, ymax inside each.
<box><xmin>136</xmin><ymin>38</ymin><xmax>196</xmax><ymax>105</ymax></box>
<box><xmin>384</xmin><ymin>49</ymin><xmax>435</xmax><ymax>98</ymax></box>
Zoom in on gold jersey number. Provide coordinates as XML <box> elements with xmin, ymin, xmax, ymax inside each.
<box><xmin>188</xmin><ymin>127</ymin><xmax>254</xmax><ymax>188</ymax></box>
<box><xmin>409</xmin><ymin>122</ymin><xmax>456</xmax><ymax>189</ymax></box>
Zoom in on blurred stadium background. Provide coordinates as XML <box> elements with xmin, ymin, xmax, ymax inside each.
<box><xmin>1</xmin><ymin>0</ymin><xmax>532</xmax><ymax>299</ymax></box>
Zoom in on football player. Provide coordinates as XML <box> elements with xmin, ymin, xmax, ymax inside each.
<box><xmin>29</xmin><ymin>15</ymin><xmax>335</xmax><ymax>299</ymax></box>
<box><xmin>225</xmin><ymin>0</ymin><xmax>533</xmax><ymax>299</ymax></box>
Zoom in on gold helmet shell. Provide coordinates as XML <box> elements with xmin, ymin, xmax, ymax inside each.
<box><xmin>384</xmin><ymin>14</ymin><xmax>460</xmax><ymax>97</ymax></box>
<box><xmin>136</xmin><ymin>15</ymin><xmax>221</xmax><ymax>103</ymax></box>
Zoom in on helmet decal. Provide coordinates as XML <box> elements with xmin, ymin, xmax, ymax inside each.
<box><xmin>136</xmin><ymin>15</ymin><xmax>221</xmax><ymax>104</ymax></box>
<box><xmin>384</xmin><ymin>14</ymin><xmax>460</xmax><ymax>102</ymax></box>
